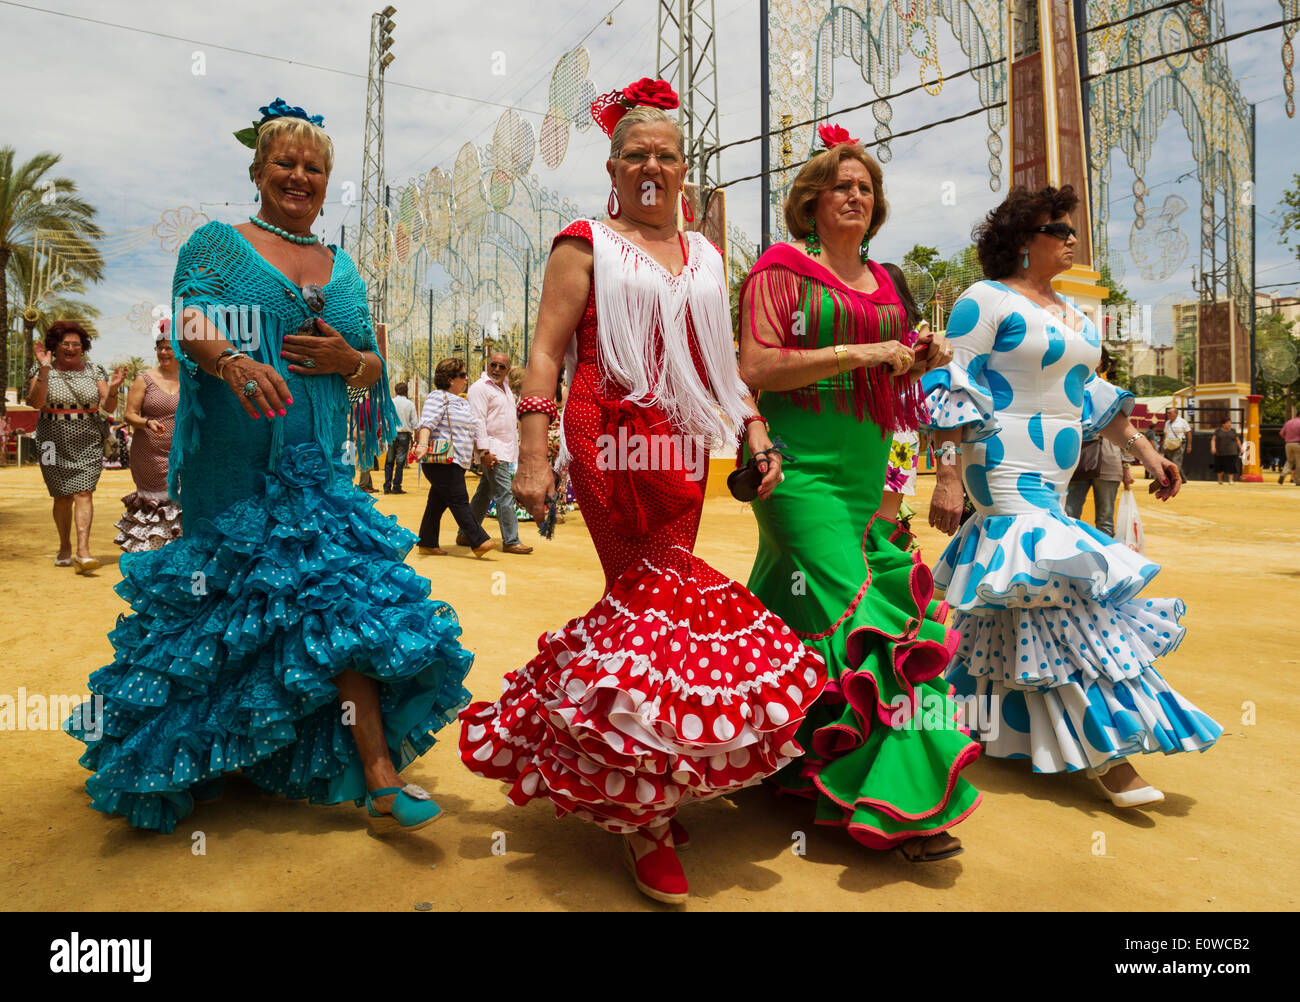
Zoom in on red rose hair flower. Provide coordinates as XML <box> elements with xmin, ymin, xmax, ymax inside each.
<box><xmin>591</xmin><ymin>77</ymin><xmax>681</xmax><ymax>137</ymax></box>
<box><xmin>817</xmin><ymin>123</ymin><xmax>860</xmax><ymax>149</ymax></box>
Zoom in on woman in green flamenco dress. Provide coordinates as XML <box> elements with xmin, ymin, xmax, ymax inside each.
<box><xmin>738</xmin><ymin>124</ymin><xmax>980</xmax><ymax>861</ymax></box>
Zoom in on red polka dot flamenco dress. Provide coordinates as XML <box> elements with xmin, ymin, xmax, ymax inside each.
<box><xmin>459</xmin><ymin>220</ymin><xmax>827</xmax><ymax>835</ymax></box>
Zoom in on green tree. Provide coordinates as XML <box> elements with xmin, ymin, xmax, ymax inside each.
<box><xmin>0</xmin><ymin>147</ymin><xmax>104</xmax><ymax>414</ymax></box>
<box><xmin>1255</xmin><ymin>310</ymin><xmax>1300</xmax><ymax>424</ymax></box>
<box><xmin>1279</xmin><ymin>173</ymin><xmax>1300</xmax><ymax>267</ymax></box>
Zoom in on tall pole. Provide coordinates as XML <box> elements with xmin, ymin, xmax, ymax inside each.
<box><xmin>523</xmin><ymin>255</ymin><xmax>531</xmax><ymax>362</ymax></box>
<box><xmin>427</xmin><ymin>287</ymin><xmax>434</xmax><ymax>399</ymax></box>
<box><xmin>760</xmin><ymin>0</ymin><xmax>771</xmax><ymax>251</ymax></box>
<box><xmin>1249</xmin><ymin>102</ymin><xmax>1257</xmax><ymax>396</ymax></box>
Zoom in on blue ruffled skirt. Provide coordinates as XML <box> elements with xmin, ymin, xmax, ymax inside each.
<box><xmin>65</xmin><ymin>442</ymin><xmax>474</xmax><ymax>833</ymax></box>
<box><xmin>936</xmin><ymin>507</ymin><xmax>1221</xmax><ymax>773</ymax></box>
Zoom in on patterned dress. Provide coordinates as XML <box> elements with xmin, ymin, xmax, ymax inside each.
<box><xmin>741</xmin><ymin>247</ymin><xmax>979</xmax><ymax>849</ymax></box>
<box><xmin>65</xmin><ymin>221</ymin><xmax>474</xmax><ymax>833</ymax></box>
<box><xmin>30</xmin><ymin>362</ymin><xmax>107</xmax><ymax>497</ymax></box>
<box><xmin>459</xmin><ymin>220</ymin><xmax>827</xmax><ymax>834</ymax></box>
<box><xmin>114</xmin><ymin>371</ymin><xmax>183</xmax><ymax>552</ymax></box>
<box><xmin>922</xmin><ymin>280</ymin><xmax>1221</xmax><ymax>771</ymax></box>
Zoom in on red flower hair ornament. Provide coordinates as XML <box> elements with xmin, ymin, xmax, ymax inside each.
<box><xmin>816</xmin><ymin>123</ymin><xmax>860</xmax><ymax>150</ymax></box>
<box><xmin>590</xmin><ymin>77</ymin><xmax>681</xmax><ymax>137</ymax></box>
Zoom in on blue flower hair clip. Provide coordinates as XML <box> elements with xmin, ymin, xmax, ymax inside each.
<box><xmin>234</xmin><ymin>97</ymin><xmax>326</xmax><ymax>149</ymax></box>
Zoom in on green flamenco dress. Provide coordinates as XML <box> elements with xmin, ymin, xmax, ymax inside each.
<box><xmin>741</xmin><ymin>248</ymin><xmax>980</xmax><ymax>848</ymax></box>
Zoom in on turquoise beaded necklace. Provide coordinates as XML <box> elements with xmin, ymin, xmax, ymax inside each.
<box><xmin>249</xmin><ymin>213</ymin><xmax>320</xmax><ymax>245</ymax></box>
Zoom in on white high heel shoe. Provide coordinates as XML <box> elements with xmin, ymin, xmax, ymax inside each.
<box><xmin>1087</xmin><ymin>758</ymin><xmax>1164</xmax><ymax>808</ymax></box>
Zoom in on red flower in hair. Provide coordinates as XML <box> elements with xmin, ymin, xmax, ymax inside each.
<box><xmin>622</xmin><ymin>78</ymin><xmax>679</xmax><ymax>110</ymax></box>
<box><xmin>817</xmin><ymin>123</ymin><xmax>859</xmax><ymax>149</ymax></box>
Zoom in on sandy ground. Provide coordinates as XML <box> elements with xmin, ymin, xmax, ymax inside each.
<box><xmin>1</xmin><ymin>462</ymin><xmax>1297</xmax><ymax>912</ymax></box>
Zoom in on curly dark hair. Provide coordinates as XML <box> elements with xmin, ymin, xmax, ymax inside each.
<box><xmin>973</xmin><ymin>184</ymin><xmax>1080</xmax><ymax>279</ymax></box>
<box><xmin>434</xmin><ymin>357</ymin><xmax>466</xmax><ymax>391</ymax></box>
<box><xmin>45</xmin><ymin>320</ymin><xmax>92</xmax><ymax>354</ymax></box>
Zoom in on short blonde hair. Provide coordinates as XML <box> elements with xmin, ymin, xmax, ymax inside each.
<box><xmin>252</xmin><ymin>116</ymin><xmax>334</xmax><ymax>181</ymax></box>
<box><xmin>610</xmin><ymin>106</ymin><xmax>686</xmax><ymax>160</ymax></box>
<box><xmin>784</xmin><ymin>143</ymin><xmax>888</xmax><ymax>240</ymax></box>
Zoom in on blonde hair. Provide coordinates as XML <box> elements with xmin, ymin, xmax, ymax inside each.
<box><xmin>251</xmin><ymin>116</ymin><xmax>335</xmax><ymax>181</ymax></box>
<box><xmin>784</xmin><ymin>143</ymin><xmax>888</xmax><ymax>240</ymax></box>
<box><xmin>609</xmin><ymin>106</ymin><xmax>686</xmax><ymax>160</ymax></box>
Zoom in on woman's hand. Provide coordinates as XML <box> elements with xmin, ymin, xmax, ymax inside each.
<box><xmin>221</xmin><ymin>355</ymin><xmax>292</xmax><ymax>420</ymax></box>
<box><xmin>33</xmin><ymin>342</ymin><xmax>51</xmax><ymax>368</ymax></box>
<box><xmin>923</xmin><ymin>330</ymin><xmax>953</xmax><ymax>372</ymax></box>
<box><xmin>855</xmin><ymin>340</ymin><xmax>915</xmax><ymax>377</ymax></box>
<box><xmin>281</xmin><ymin>319</ymin><xmax>363</xmax><ymax>376</ymax></box>
<box><xmin>108</xmin><ymin>365</ymin><xmax>128</xmax><ymax>390</ymax></box>
<box><xmin>928</xmin><ymin>477</ymin><xmax>966</xmax><ymax>536</ymax></box>
<box><xmin>413</xmin><ymin>441</ymin><xmax>428</xmax><ymax>461</ymax></box>
<box><xmin>1140</xmin><ymin>451</ymin><xmax>1182</xmax><ymax>501</ymax></box>
<box><xmin>512</xmin><ymin>453</ymin><xmax>554</xmax><ymax>522</ymax></box>
<box><xmin>145</xmin><ymin>419</ymin><xmax>165</xmax><ymax>435</ymax></box>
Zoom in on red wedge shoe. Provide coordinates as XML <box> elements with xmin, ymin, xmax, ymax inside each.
<box><xmin>623</xmin><ymin>828</ymin><xmax>688</xmax><ymax>904</ymax></box>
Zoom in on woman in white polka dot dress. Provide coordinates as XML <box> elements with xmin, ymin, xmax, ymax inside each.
<box><xmin>923</xmin><ymin>185</ymin><xmax>1221</xmax><ymax>808</ymax></box>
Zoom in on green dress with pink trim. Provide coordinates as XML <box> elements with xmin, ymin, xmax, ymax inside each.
<box><xmin>740</xmin><ymin>246</ymin><xmax>980</xmax><ymax>848</ymax></box>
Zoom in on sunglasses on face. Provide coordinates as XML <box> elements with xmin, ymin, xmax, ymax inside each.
<box><xmin>488</xmin><ymin>362</ymin><xmax>508</xmax><ymax>370</ymax></box>
<box><xmin>1034</xmin><ymin>222</ymin><xmax>1077</xmax><ymax>240</ymax></box>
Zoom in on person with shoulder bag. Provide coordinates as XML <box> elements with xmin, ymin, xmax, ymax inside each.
<box><xmin>413</xmin><ymin>358</ymin><xmax>498</xmax><ymax>557</ymax></box>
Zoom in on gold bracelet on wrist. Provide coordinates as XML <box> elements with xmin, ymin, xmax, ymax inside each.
<box><xmin>834</xmin><ymin>344</ymin><xmax>850</xmax><ymax>374</ymax></box>
<box><xmin>345</xmin><ymin>354</ymin><xmax>367</xmax><ymax>382</ymax></box>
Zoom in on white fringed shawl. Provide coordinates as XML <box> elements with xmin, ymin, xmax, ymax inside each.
<box><xmin>582</xmin><ymin>220</ymin><xmax>752</xmax><ymax>446</ymax></box>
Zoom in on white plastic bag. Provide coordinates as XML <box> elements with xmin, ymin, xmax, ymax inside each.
<box><xmin>1116</xmin><ymin>486</ymin><xmax>1144</xmax><ymax>553</ymax></box>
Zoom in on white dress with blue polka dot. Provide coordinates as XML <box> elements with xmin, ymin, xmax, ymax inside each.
<box><xmin>921</xmin><ymin>280</ymin><xmax>1220</xmax><ymax>773</ymax></box>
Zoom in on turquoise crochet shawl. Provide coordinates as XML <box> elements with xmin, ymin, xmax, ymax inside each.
<box><xmin>167</xmin><ymin>221</ymin><xmax>397</xmax><ymax>499</ymax></box>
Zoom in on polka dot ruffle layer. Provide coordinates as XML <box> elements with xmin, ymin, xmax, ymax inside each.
<box><xmin>66</xmin><ymin>442</ymin><xmax>474</xmax><ymax>833</ymax></box>
<box><xmin>459</xmin><ymin>551</ymin><xmax>826</xmax><ymax>833</ymax></box>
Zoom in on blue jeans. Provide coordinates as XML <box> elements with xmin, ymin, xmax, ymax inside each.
<box><xmin>1065</xmin><ymin>478</ymin><xmax>1120</xmax><ymax>538</ymax></box>
<box><xmin>470</xmin><ymin>459</ymin><xmax>520</xmax><ymax>546</ymax></box>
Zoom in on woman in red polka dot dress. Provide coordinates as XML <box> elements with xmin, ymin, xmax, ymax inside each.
<box><xmin>458</xmin><ymin>79</ymin><xmax>827</xmax><ymax>905</ymax></box>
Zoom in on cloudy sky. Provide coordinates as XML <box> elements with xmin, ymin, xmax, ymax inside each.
<box><xmin>3</xmin><ymin>0</ymin><xmax>1297</xmax><ymax>365</ymax></box>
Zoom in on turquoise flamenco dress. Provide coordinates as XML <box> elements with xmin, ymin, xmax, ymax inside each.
<box><xmin>64</xmin><ymin>222</ymin><xmax>474</xmax><ymax>833</ymax></box>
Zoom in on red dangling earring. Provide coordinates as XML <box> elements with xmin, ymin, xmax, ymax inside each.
<box><xmin>680</xmin><ymin>191</ymin><xmax>694</xmax><ymax>223</ymax></box>
<box><xmin>607</xmin><ymin>187</ymin><xmax>622</xmax><ymax>219</ymax></box>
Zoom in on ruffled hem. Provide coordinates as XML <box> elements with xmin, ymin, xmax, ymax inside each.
<box><xmin>114</xmin><ymin>491</ymin><xmax>183</xmax><ymax>553</ymax></box>
<box><xmin>65</xmin><ymin>443</ymin><xmax>474</xmax><ymax>833</ymax></box>
<box><xmin>920</xmin><ymin>369</ymin><xmax>999</xmax><ymax>441</ymax></box>
<box><xmin>948</xmin><ymin>657</ymin><xmax>1221</xmax><ymax>773</ymax></box>
<box><xmin>765</xmin><ymin>516</ymin><xmax>981</xmax><ymax>848</ymax></box>
<box><xmin>459</xmin><ymin>546</ymin><xmax>827</xmax><ymax>833</ymax></box>
<box><xmin>1081</xmin><ymin>375</ymin><xmax>1135</xmax><ymax>439</ymax></box>
<box><xmin>934</xmin><ymin>509</ymin><xmax>1163</xmax><ymax>611</ymax></box>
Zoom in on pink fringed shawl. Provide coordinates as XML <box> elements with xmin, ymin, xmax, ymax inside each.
<box><xmin>740</xmin><ymin>244</ymin><xmax>926</xmax><ymax>434</ymax></box>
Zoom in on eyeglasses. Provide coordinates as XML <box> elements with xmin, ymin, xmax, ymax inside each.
<box><xmin>619</xmin><ymin>152</ymin><xmax>680</xmax><ymax>165</ymax></box>
<box><xmin>1033</xmin><ymin>222</ymin><xmax>1077</xmax><ymax>240</ymax></box>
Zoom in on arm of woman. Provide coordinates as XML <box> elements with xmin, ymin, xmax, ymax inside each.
<box><xmin>513</xmin><ymin>237</ymin><xmax>591</xmax><ymax>521</ymax></box>
<box><xmin>179</xmin><ymin>308</ymin><xmax>292</xmax><ymax>419</ymax></box>
<box><xmin>26</xmin><ymin>357</ymin><xmax>50</xmax><ymax>410</ymax></box>
<box><xmin>281</xmin><ymin>319</ymin><xmax>382</xmax><ymax>389</ymax></box>
<box><xmin>927</xmin><ymin>429</ymin><xmax>966</xmax><ymax>535</ymax></box>
<box><xmin>1101</xmin><ymin>413</ymin><xmax>1181</xmax><ymax>500</ymax></box>
<box><xmin>737</xmin><ymin>268</ymin><xmax>911</xmax><ymax>392</ymax></box>
<box><xmin>123</xmin><ymin>375</ymin><xmax>148</xmax><ymax>430</ymax></box>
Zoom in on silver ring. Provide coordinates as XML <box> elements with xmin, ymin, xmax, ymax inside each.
<box><xmin>301</xmin><ymin>359</ymin><xmax>316</xmax><ymax>369</ymax></box>
<box><xmin>242</xmin><ymin>380</ymin><xmax>259</xmax><ymax>398</ymax></box>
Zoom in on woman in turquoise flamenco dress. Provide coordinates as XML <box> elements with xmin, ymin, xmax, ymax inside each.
<box><xmin>64</xmin><ymin>101</ymin><xmax>473</xmax><ymax>835</ymax></box>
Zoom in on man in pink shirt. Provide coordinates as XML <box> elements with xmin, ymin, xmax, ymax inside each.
<box><xmin>1280</xmin><ymin>414</ymin><xmax>1300</xmax><ymax>485</ymax></box>
<box><xmin>462</xmin><ymin>352</ymin><xmax>533</xmax><ymax>554</ymax></box>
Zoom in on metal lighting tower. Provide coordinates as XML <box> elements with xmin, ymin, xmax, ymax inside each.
<box><xmin>656</xmin><ymin>0</ymin><xmax>721</xmax><ymax>190</ymax></box>
<box><xmin>358</xmin><ymin>6</ymin><xmax>396</xmax><ymax>325</ymax></box>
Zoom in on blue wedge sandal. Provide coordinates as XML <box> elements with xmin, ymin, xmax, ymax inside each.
<box><xmin>365</xmin><ymin>784</ymin><xmax>443</xmax><ymax>834</ymax></box>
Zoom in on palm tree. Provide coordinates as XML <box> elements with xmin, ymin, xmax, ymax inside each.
<box><xmin>1</xmin><ymin>146</ymin><xmax>104</xmax><ymax>414</ymax></box>
<box><xmin>5</xmin><ymin>249</ymin><xmax>100</xmax><ymax>397</ymax></box>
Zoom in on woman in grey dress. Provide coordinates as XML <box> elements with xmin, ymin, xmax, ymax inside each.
<box><xmin>26</xmin><ymin>320</ymin><xmax>126</xmax><ymax>573</ymax></box>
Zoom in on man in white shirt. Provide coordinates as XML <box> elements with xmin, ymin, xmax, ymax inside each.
<box><xmin>384</xmin><ymin>381</ymin><xmax>419</xmax><ymax>494</ymax></box>
<box><xmin>462</xmin><ymin>352</ymin><xmax>533</xmax><ymax>554</ymax></box>
<box><xmin>1162</xmin><ymin>406</ymin><xmax>1191</xmax><ymax>477</ymax></box>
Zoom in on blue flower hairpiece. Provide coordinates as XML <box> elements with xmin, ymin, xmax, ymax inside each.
<box><xmin>234</xmin><ymin>97</ymin><xmax>326</xmax><ymax>149</ymax></box>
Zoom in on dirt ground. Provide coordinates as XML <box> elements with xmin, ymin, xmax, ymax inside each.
<box><xmin>1</xmin><ymin>462</ymin><xmax>1296</xmax><ymax>911</ymax></box>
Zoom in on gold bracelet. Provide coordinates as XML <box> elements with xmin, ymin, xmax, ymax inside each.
<box><xmin>345</xmin><ymin>354</ymin><xmax>367</xmax><ymax>382</ymax></box>
<box><xmin>834</xmin><ymin>344</ymin><xmax>850</xmax><ymax>374</ymax></box>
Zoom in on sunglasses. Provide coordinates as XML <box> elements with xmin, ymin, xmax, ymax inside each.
<box><xmin>488</xmin><ymin>362</ymin><xmax>508</xmax><ymax>370</ymax></box>
<box><xmin>297</xmin><ymin>283</ymin><xmax>326</xmax><ymax>334</ymax></box>
<box><xmin>1033</xmin><ymin>222</ymin><xmax>1077</xmax><ymax>240</ymax></box>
